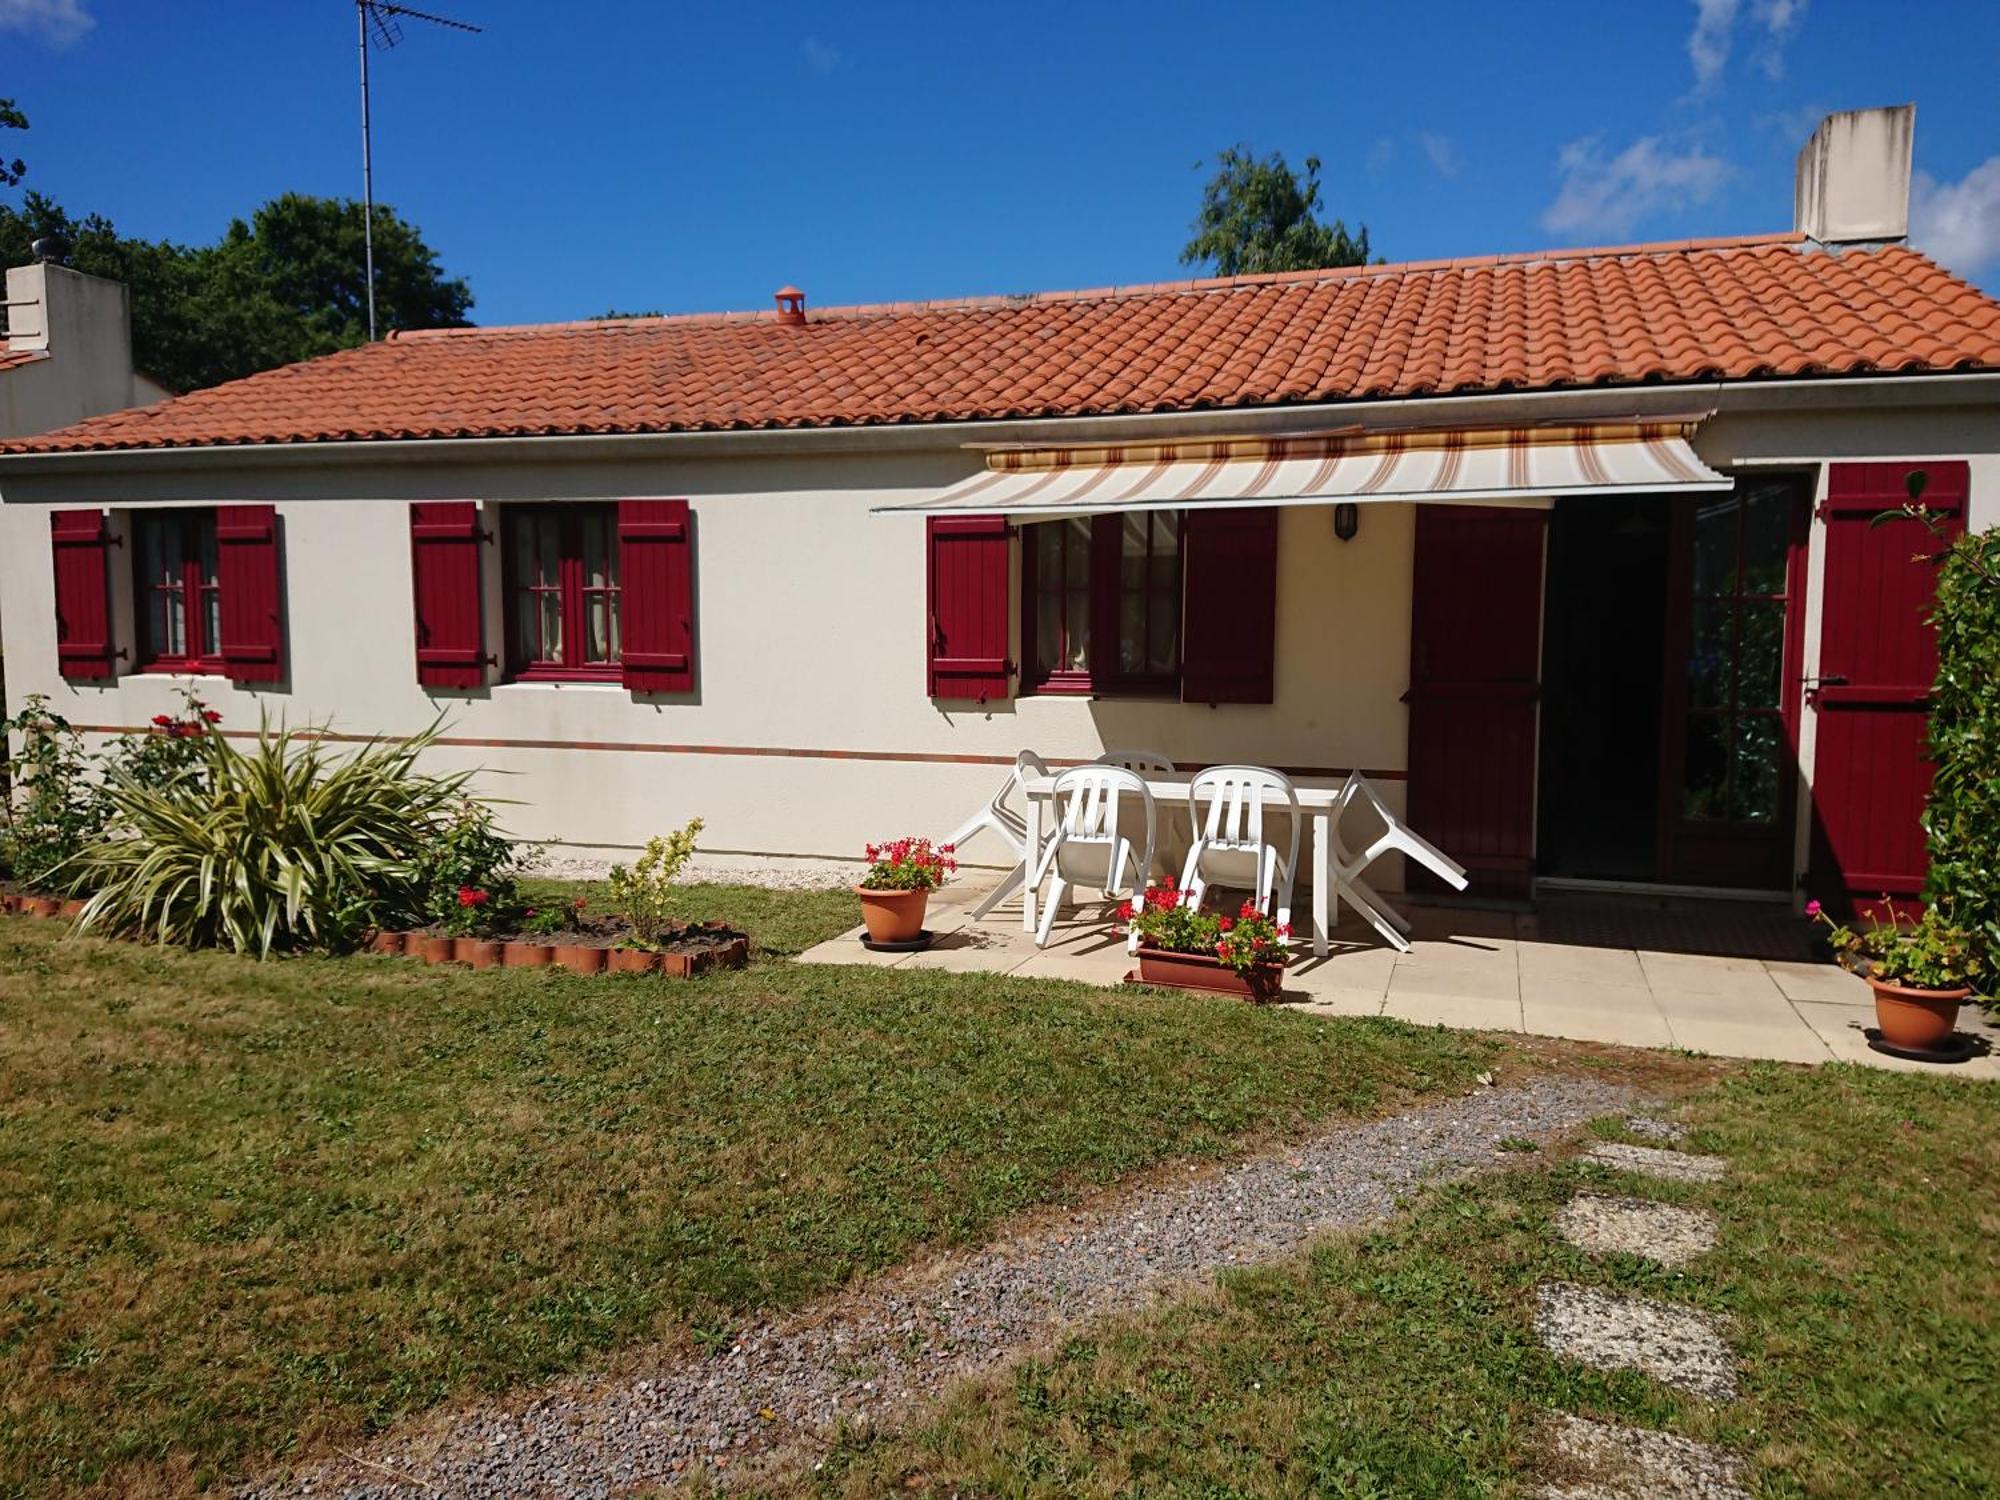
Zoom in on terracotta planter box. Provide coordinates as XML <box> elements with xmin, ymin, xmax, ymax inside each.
<box><xmin>20</xmin><ymin>896</ymin><xmax>61</xmax><ymax>919</ymax></box>
<box><xmin>1133</xmin><ymin>944</ymin><xmax>1286</xmax><ymax>1002</ymax></box>
<box><xmin>553</xmin><ymin>943</ymin><xmax>606</xmax><ymax>975</ymax></box>
<box><xmin>0</xmin><ymin>893</ymin><xmax>18</xmax><ymax>914</ymax></box>
<box><xmin>501</xmin><ymin>940</ymin><xmax>554</xmax><ymax>968</ymax></box>
<box><xmin>608</xmin><ymin>946</ymin><xmax>661</xmax><ymax>975</ymax></box>
<box><xmin>367</xmin><ymin>929</ymin><xmax>408</xmax><ymax>955</ymax></box>
<box><xmin>1866</xmin><ymin>975</ymin><xmax>1970</xmax><ymax>1053</ymax></box>
<box><xmin>856</xmin><ymin>884</ymin><xmax>929</xmax><ymax>944</ymax></box>
<box><xmin>58</xmin><ymin>898</ymin><xmax>88</xmax><ymax>920</ymax></box>
<box><xmin>453</xmin><ymin>937</ymin><xmax>504</xmax><ymax>969</ymax></box>
<box><xmin>414</xmin><ymin>934</ymin><xmax>457</xmax><ymax>965</ymax></box>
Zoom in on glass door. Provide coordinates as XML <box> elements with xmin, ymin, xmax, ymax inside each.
<box><xmin>1657</xmin><ymin>476</ymin><xmax>1810</xmax><ymax>889</ymax></box>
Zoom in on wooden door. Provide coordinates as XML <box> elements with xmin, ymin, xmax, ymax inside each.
<box><xmin>1405</xmin><ymin>505</ymin><xmax>1548</xmax><ymax>899</ymax></box>
<box><xmin>1657</xmin><ymin>477</ymin><xmax>1810</xmax><ymax>889</ymax></box>
<box><xmin>1807</xmin><ymin>461</ymin><xmax>1967</xmax><ymax>919</ymax></box>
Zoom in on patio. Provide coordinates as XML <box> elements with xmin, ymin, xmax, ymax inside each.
<box><xmin>799</xmin><ymin>882</ymin><xmax>2000</xmax><ymax>1077</ymax></box>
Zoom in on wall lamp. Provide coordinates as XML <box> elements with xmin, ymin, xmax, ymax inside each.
<box><xmin>1332</xmin><ymin>502</ymin><xmax>1360</xmax><ymax>541</ymax></box>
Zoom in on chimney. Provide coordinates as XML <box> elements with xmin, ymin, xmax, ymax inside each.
<box><xmin>774</xmin><ymin>285</ymin><xmax>806</xmax><ymax>326</ymax></box>
<box><xmin>1794</xmin><ymin>104</ymin><xmax>1915</xmax><ymax>244</ymax></box>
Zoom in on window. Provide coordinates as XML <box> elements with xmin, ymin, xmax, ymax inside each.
<box><xmin>134</xmin><ymin>509</ymin><xmax>222</xmax><ymax>671</ymax></box>
<box><xmin>503</xmin><ymin>504</ymin><xmax>622</xmax><ymax>680</ymax></box>
<box><xmin>1021</xmin><ymin>512</ymin><xmax>1183</xmax><ymax>694</ymax></box>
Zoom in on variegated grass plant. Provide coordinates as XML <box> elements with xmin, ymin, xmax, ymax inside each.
<box><xmin>67</xmin><ymin>716</ymin><xmax>475</xmax><ymax>956</ymax></box>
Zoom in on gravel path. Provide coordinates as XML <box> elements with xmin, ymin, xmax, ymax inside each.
<box><xmin>247</xmin><ymin>1074</ymin><xmax>1635</xmax><ymax>1499</ymax></box>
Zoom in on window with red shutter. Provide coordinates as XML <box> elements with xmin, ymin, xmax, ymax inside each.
<box><xmin>1180</xmin><ymin>507</ymin><xmax>1278</xmax><ymax>704</ymax></box>
<box><xmin>214</xmin><ymin>504</ymin><xmax>283</xmax><ymax>683</ymax></box>
<box><xmin>617</xmin><ymin>498</ymin><xmax>694</xmax><ymax>694</ymax></box>
<box><xmin>1018</xmin><ymin>513</ymin><xmax>1183</xmax><ymax>695</ymax></box>
<box><xmin>50</xmin><ymin>508</ymin><xmax>116</xmax><ymax>681</ymax></box>
<box><xmin>927</xmin><ymin>514</ymin><xmax>1013</xmax><ymax>702</ymax></box>
<box><xmin>411</xmin><ymin>502</ymin><xmax>490</xmax><ymax>688</ymax></box>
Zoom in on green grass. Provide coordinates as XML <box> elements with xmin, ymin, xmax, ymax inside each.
<box><xmin>790</xmin><ymin>1065</ymin><xmax>2000</xmax><ymax>1499</ymax></box>
<box><xmin>0</xmin><ymin>905</ymin><xmax>1493</xmax><ymax>1498</ymax></box>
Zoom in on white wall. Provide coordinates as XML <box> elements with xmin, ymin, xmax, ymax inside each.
<box><xmin>0</xmin><ymin>445</ymin><xmax>1415</xmax><ymax>876</ymax></box>
<box><xmin>0</xmin><ymin>264</ymin><xmax>166</xmax><ymax>439</ymax></box>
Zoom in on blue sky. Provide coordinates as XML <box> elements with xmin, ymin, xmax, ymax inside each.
<box><xmin>6</xmin><ymin>0</ymin><xmax>1999</xmax><ymax>325</ymax></box>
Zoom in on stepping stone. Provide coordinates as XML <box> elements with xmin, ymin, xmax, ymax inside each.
<box><xmin>1623</xmin><ymin>1115</ymin><xmax>1687</xmax><ymax>1144</ymax></box>
<box><xmin>1536</xmin><ymin>1411</ymin><xmax>1748</xmax><ymax>1499</ymax></box>
<box><xmin>1584</xmin><ymin>1141</ymin><xmax>1726</xmax><ymax>1183</ymax></box>
<box><xmin>1556</xmin><ymin>1195</ymin><xmax>1718</xmax><ymax>1268</ymax></box>
<box><xmin>1534</xmin><ymin>1283</ymin><xmax>1737</xmax><ymax>1401</ymax></box>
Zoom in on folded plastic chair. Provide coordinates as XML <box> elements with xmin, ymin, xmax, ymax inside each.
<box><xmin>1026</xmin><ymin>765</ymin><xmax>1156</xmax><ymax>950</ymax></box>
<box><xmin>940</xmin><ymin>749</ymin><xmax>1049</xmax><ymax>920</ymax></box>
<box><xmin>1326</xmin><ymin>771</ymin><xmax>1470</xmax><ymax>951</ymax></box>
<box><xmin>1178</xmin><ymin>765</ymin><xmax>1299</xmax><ymax>931</ymax></box>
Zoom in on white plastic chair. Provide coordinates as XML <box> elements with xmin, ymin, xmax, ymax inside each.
<box><xmin>1093</xmin><ymin>749</ymin><xmax>1176</xmax><ymax>776</ymax></box>
<box><xmin>1179</xmin><ymin>765</ymin><xmax>1300</xmax><ymax>931</ymax></box>
<box><xmin>941</xmin><ymin>749</ymin><xmax>1049</xmax><ymax>920</ymax></box>
<box><xmin>1325</xmin><ymin>771</ymin><xmax>1470</xmax><ymax>951</ymax></box>
<box><xmin>1026</xmin><ymin>765</ymin><xmax>1156</xmax><ymax>949</ymax></box>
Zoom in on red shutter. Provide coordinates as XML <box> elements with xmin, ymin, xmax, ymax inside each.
<box><xmin>1180</xmin><ymin>507</ymin><xmax>1278</xmax><ymax>704</ymax></box>
<box><xmin>618</xmin><ymin>498</ymin><xmax>694</xmax><ymax>694</ymax></box>
<box><xmin>1808</xmin><ymin>461</ymin><xmax>1968</xmax><ymax>920</ymax></box>
<box><xmin>50</xmin><ymin>508</ymin><xmax>115</xmax><ymax>681</ymax></box>
<box><xmin>927</xmin><ymin>514</ymin><xmax>1012</xmax><ymax>701</ymax></box>
<box><xmin>214</xmin><ymin>504</ymin><xmax>283</xmax><ymax>683</ymax></box>
<box><xmin>409</xmin><ymin>502</ymin><xmax>488</xmax><ymax>688</ymax></box>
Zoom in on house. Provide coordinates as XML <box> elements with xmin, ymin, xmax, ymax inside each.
<box><xmin>0</xmin><ymin>105</ymin><xmax>1995</xmax><ymax>917</ymax></box>
<box><xmin>0</xmin><ymin>252</ymin><xmax>167</xmax><ymax>440</ymax></box>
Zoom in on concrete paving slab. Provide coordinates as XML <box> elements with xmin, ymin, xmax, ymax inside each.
<box><xmin>1390</xmin><ymin>960</ymin><xmax>1521</xmax><ymax>1003</ymax></box>
<box><xmin>1663</xmin><ymin>1015</ymin><xmax>1830</xmax><ymax>1064</ymax></box>
<box><xmin>1283</xmin><ymin>989</ymin><xmax>1389</xmax><ymax>1019</ymax></box>
<box><xmin>1536</xmin><ymin>1411</ymin><xmax>1748</xmax><ymax>1499</ymax></box>
<box><xmin>1522</xmin><ymin>974</ymin><xmax>1666</xmax><ymax>1013</ymax></box>
<box><xmin>1518</xmin><ymin>943</ymin><xmax>1649</xmax><ymax>985</ymax></box>
<box><xmin>1535</xmin><ymin>1283</ymin><xmax>1737</xmax><ymax>1401</ymax></box>
<box><xmin>1583</xmin><ymin>1142</ymin><xmax>1727</xmax><ymax>1183</ymax></box>
<box><xmin>1384</xmin><ymin>989</ymin><xmax>1524</xmax><ymax>1031</ymax></box>
<box><xmin>1762</xmin><ymin>959</ymin><xmax>1867</xmax><ymax>1006</ymax></box>
<box><xmin>1638</xmin><ymin>952</ymin><xmax>1785</xmax><ymax>1001</ymax></box>
<box><xmin>794</xmin><ymin>927</ymin><xmax>906</xmax><ymax>968</ymax></box>
<box><xmin>1555</xmin><ymin>1194</ymin><xmax>1718</xmax><ymax>1268</ymax></box>
<box><xmin>1521</xmin><ymin>1001</ymin><xmax>1675</xmax><ymax>1049</ymax></box>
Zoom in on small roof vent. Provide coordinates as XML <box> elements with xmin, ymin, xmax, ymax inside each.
<box><xmin>774</xmin><ymin>285</ymin><xmax>806</xmax><ymax>326</ymax></box>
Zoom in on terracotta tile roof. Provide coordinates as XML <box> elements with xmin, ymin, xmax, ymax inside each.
<box><xmin>7</xmin><ymin>234</ymin><xmax>2000</xmax><ymax>456</ymax></box>
<box><xmin>0</xmin><ymin>348</ymin><xmax>47</xmax><ymax>373</ymax></box>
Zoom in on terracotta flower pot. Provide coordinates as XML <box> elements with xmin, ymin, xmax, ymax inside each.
<box><xmin>415</xmin><ymin>934</ymin><xmax>457</xmax><ymax>965</ymax></box>
<box><xmin>1866</xmin><ymin>975</ymin><xmax>1969</xmax><ymax>1053</ymax></box>
<box><xmin>502</xmin><ymin>940</ymin><xmax>555</xmax><ymax>968</ymax></box>
<box><xmin>1134</xmin><ymin>944</ymin><xmax>1285</xmax><ymax>1002</ymax></box>
<box><xmin>608</xmin><ymin>947</ymin><xmax>661</xmax><ymax>975</ymax></box>
<box><xmin>21</xmin><ymin>896</ymin><xmax>61</xmax><ymax>919</ymax></box>
<box><xmin>454</xmin><ymin>937</ymin><xmax>504</xmax><ymax>969</ymax></box>
<box><xmin>367</xmin><ymin>929</ymin><xmax>408</xmax><ymax>955</ymax></box>
<box><xmin>553</xmin><ymin>943</ymin><xmax>606</xmax><ymax>975</ymax></box>
<box><xmin>856</xmin><ymin>884</ymin><xmax>929</xmax><ymax>944</ymax></box>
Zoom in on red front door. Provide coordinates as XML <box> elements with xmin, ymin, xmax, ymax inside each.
<box><xmin>1405</xmin><ymin>504</ymin><xmax>1548</xmax><ymax>899</ymax></box>
<box><xmin>1807</xmin><ymin>461</ymin><xmax>1967</xmax><ymax>918</ymax></box>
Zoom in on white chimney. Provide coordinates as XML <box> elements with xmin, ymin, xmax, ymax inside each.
<box><xmin>1794</xmin><ymin>104</ymin><xmax>1915</xmax><ymax>244</ymax></box>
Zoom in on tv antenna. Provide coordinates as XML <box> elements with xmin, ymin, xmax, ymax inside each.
<box><xmin>356</xmin><ymin>1</ymin><xmax>482</xmax><ymax>341</ymax></box>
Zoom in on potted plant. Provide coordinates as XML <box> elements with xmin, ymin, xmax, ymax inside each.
<box><xmin>1126</xmin><ymin>883</ymin><xmax>1290</xmax><ymax>1001</ymax></box>
<box><xmin>855</xmin><ymin>836</ymin><xmax>955</xmax><ymax>944</ymax></box>
<box><xmin>1810</xmin><ymin>899</ymin><xmax>1985</xmax><ymax>1054</ymax></box>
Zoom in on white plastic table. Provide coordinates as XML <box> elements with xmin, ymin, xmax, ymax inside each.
<box><xmin>1020</xmin><ymin>771</ymin><xmax>1353</xmax><ymax>958</ymax></box>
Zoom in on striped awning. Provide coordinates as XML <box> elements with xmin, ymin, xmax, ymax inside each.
<box><xmin>875</xmin><ymin>420</ymin><xmax>1731</xmax><ymax>516</ymax></box>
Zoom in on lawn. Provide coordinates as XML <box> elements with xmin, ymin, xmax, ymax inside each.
<box><xmin>0</xmin><ymin>897</ymin><xmax>1494</xmax><ymax>1499</ymax></box>
<box><xmin>790</xmin><ymin>1065</ymin><xmax>2000</xmax><ymax>1499</ymax></box>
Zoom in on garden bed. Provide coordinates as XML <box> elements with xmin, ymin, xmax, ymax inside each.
<box><xmin>378</xmin><ymin>916</ymin><xmax>749</xmax><ymax>977</ymax></box>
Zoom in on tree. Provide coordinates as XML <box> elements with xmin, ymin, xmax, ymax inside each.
<box><xmin>1181</xmin><ymin>146</ymin><xmax>1371</xmax><ymax>277</ymax></box>
<box><xmin>0</xmin><ymin>99</ymin><xmax>26</xmax><ymax>189</ymax></box>
<box><xmin>591</xmin><ymin>307</ymin><xmax>663</xmax><ymax>320</ymax></box>
<box><xmin>0</xmin><ymin>191</ymin><xmax>473</xmax><ymax>392</ymax></box>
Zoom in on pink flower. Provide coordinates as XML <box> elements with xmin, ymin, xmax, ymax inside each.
<box><xmin>1805</xmin><ymin>900</ymin><xmax>1823</xmax><ymax>918</ymax></box>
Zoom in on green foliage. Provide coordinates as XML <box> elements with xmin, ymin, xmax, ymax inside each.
<box><xmin>1810</xmin><ymin>901</ymin><xmax>1985</xmax><ymax>990</ymax></box>
<box><xmin>1181</xmin><ymin>145</ymin><xmax>1371</xmax><ymax>277</ymax></box>
<box><xmin>71</xmin><ymin>718</ymin><xmax>474</xmax><ymax>956</ymax></box>
<box><xmin>606</xmin><ymin>818</ymin><xmax>705</xmax><ymax>946</ymax></box>
<box><xmin>0</xmin><ymin>190</ymin><xmax>472</xmax><ymax>392</ymax></box>
<box><xmin>0</xmin><ymin>98</ymin><xmax>25</xmax><ymax>189</ymax></box>
<box><xmin>0</xmin><ymin>695</ymin><xmax>106</xmax><ymax>889</ymax></box>
<box><xmin>407</xmin><ymin>799</ymin><xmax>522</xmax><ymax>935</ymax></box>
<box><xmin>1126</xmin><ymin>878</ymin><xmax>1291</xmax><ymax>973</ymax></box>
<box><xmin>1924</xmin><ymin>524</ymin><xmax>2000</xmax><ymax>990</ymax></box>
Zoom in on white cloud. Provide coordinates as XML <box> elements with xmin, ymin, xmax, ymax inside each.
<box><xmin>1542</xmin><ymin>135</ymin><xmax>1732</xmax><ymax>238</ymax></box>
<box><xmin>1687</xmin><ymin>0</ymin><xmax>1738</xmax><ymax>91</ymax></box>
<box><xmin>1750</xmin><ymin>0</ymin><xmax>1807</xmax><ymax>79</ymax></box>
<box><xmin>801</xmin><ymin>37</ymin><xmax>840</xmax><ymax>75</ymax></box>
<box><xmin>1911</xmin><ymin>156</ymin><xmax>2000</xmax><ymax>277</ymax></box>
<box><xmin>1418</xmin><ymin>131</ymin><xmax>1459</xmax><ymax>177</ymax></box>
<box><xmin>0</xmin><ymin>0</ymin><xmax>93</xmax><ymax>47</ymax></box>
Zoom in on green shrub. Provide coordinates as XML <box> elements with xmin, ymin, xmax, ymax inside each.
<box><xmin>1925</xmin><ymin>524</ymin><xmax>2000</xmax><ymax>992</ymax></box>
<box><xmin>406</xmin><ymin>798</ymin><xmax>523</xmax><ymax>934</ymax></box>
<box><xmin>71</xmin><ymin>717</ymin><xmax>474</xmax><ymax>956</ymax></box>
<box><xmin>606</xmin><ymin>818</ymin><xmax>704</xmax><ymax>945</ymax></box>
<box><xmin>0</xmin><ymin>695</ymin><xmax>106</xmax><ymax>889</ymax></box>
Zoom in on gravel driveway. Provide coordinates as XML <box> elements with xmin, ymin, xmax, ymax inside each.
<box><xmin>247</xmin><ymin>1072</ymin><xmax>1634</xmax><ymax>1499</ymax></box>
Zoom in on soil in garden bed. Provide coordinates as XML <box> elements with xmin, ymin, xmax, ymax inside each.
<box><xmin>410</xmin><ymin>912</ymin><xmax>748</xmax><ymax>956</ymax></box>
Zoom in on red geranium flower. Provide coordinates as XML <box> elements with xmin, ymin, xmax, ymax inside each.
<box><xmin>151</xmin><ymin>714</ymin><xmax>173</xmax><ymax>727</ymax></box>
<box><xmin>457</xmin><ymin>886</ymin><xmax>488</xmax><ymax>907</ymax></box>
<box><xmin>200</xmin><ymin>709</ymin><xmax>222</xmax><ymax>724</ymax></box>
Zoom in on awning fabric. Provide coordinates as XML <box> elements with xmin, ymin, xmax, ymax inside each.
<box><xmin>875</xmin><ymin>420</ymin><xmax>1731</xmax><ymax>516</ymax></box>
